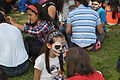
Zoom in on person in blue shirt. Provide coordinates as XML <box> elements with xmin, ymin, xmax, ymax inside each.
<box><xmin>89</xmin><ymin>0</ymin><xmax>106</xmax><ymax>42</ymax></box>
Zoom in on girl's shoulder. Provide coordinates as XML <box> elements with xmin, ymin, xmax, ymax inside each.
<box><xmin>34</xmin><ymin>53</ymin><xmax>45</xmax><ymax>70</ymax></box>
<box><xmin>35</xmin><ymin>53</ymin><xmax>45</xmax><ymax>62</ymax></box>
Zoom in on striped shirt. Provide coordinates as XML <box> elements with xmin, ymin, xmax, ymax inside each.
<box><xmin>67</xmin><ymin>4</ymin><xmax>101</xmax><ymax>47</ymax></box>
<box><xmin>24</xmin><ymin>20</ymin><xmax>55</xmax><ymax>42</ymax></box>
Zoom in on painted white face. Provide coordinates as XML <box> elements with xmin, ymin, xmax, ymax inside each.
<box><xmin>92</xmin><ymin>1</ymin><xmax>100</xmax><ymax>11</ymax></box>
<box><xmin>52</xmin><ymin>40</ymin><xmax>65</xmax><ymax>56</ymax></box>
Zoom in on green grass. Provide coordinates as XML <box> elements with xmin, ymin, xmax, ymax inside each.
<box><xmin>7</xmin><ymin>10</ymin><xmax>120</xmax><ymax>80</ymax></box>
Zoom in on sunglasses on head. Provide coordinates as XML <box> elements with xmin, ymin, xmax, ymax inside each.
<box><xmin>55</xmin><ymin>45</ymin><xmax>65</xmax><ymax>50</ymax></box>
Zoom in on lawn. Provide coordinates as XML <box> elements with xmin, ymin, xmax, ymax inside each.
<box><xmin>7</xmin><ymin>10</ymin><xmax>120</xmax><ymax>80</ymax></box>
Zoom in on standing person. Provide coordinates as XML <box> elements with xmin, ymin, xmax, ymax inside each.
<box><xmin>34</xmin><ymin>30</ymin><xmax>65</xmax><ymax>80</ymax></box>
<box><xmin>90</xmin><ymin>0</ymin><xmax>106</xmax><ymax>42</ymax></box>
<box><xmin>105</xmin><ymin>0</ymin><xmax>120</xmax><ymax>25</ymax></box>
<box><xmin>0</xmin><ymin>12</ymin><xmax>29</xmax><ymax>77</ymax></box>
<box><xmin>66</xmin><ymin>0</ymin><xmax>104</xmax><ymax>52</ymax></box>
<box><xmin>66</xmin><ymin>47</ymin><xmax>105</xmax><ymax>80</ymax></box>
<box><xmin>7</xmin><ymin>3</ymin><xmax>56</xmax><ymax>61</ymax></box>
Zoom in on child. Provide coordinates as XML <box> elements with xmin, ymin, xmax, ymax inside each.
<box><xmin>105</xmin><ymin>0</ymin><xmax>120</xmax><ymax>25</ymax></box>
<box><xmin>34</xmin><ymin>29</ymin><xmax>66</xmax><ymax>80</ymax></box>
<box><xmin>0</xmin><ymin>68</ymin><xmax>8</xmax><ymax>80</ymax></box>
<box><xmin>90</xmin><ymin>0</ymin><xmax>106</xmax><ymax>42</ymax></box>
<box><xmin>66</xmin><ymin>47</ymin><xmax>105</xmax><ymax>80</ymax></box>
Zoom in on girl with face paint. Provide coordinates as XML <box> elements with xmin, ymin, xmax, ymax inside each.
<box><xmin>34</xmin><ymin>29</ymin><xmax>66</xmax><ymax>80</ymax></box>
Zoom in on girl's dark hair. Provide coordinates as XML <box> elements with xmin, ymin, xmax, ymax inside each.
<box><xmin>91</xmin><ymin>0</ymin><xmax>100</xmax><ymax>3</ymax></box>
<box><xmin>75</xmin><ymin>0</ymin><xmax>88</xmax><ymax>7</ymax></box>
<box><xmin>66</xmin><ymin>47</ymin><xmax>94</xmax><ymax>78</ymax></box>
<box><xmin>47</xmin><ymin>0</ymin><xmax>64</xmax><ymax>13</ymax></box>
<box><xmin>39</xmin><ymin>29</ymin><xmax>65</xmax><ymax>73</ymax></box>
<box><xmin>0</xmin><ymin>68</ymin><xmax>8</xmax><ymax>80</ymax></box>
<box><xmin>108</xmin><ymin>0</ymin><xmax>119</xmax><ymax>19</ymax></box>
<box><xmin>0</xmin><ymin>7</ymin><xmax>5</xmax><ymax>13</ymax></box>
<box><xmin>0</xmin><ymin>12</ymin><xmax>6</xmax><ymax>23</ymax></box>
<box><xmin>26</xmin><ymin>3</ymin><xmax>59</xmax><ymax>29</ymax></box>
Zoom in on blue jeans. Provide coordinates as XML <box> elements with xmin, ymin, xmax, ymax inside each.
<box><xmin>19</xmin><ymin>0</ymin><xmax>38</xmax><ymax>12</ymax></box>
<box><xmin>19</xmin><ymin>0</ymin><xmax>27</xmax><ymax>12</ymax></box>
<box><xmin>31</xmin><ymin>0</ymin><xmax>38</xmax><ymax>3</ymax></box>
<box><xmin>0</xmin><ymin>60</ymin><xmax>29</xmax><ymax>77</ymax></box>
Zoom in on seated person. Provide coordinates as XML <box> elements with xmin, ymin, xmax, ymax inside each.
<box><xmin>89</xmin><ymin>0</ymin><xmax>106</xmax><ymax>42</ymax></box>
<box><xmin>105</xmin><ymin>0</ymin><xmax>120</xmax><ymax>25</ymax></box>
<box><xmin>0</xmin><ymin>12</ymin><xmax>29</xmax><ymax>77</ymax></box>
<box><xmin>66</xmin><ymin>0</ymin><xmax>104</xmax><ymax>52</ymax></box>
<box><xmin>66</xmin><ymin>47</ymin><xmax>105</xmax><ymax>80</ymax></box>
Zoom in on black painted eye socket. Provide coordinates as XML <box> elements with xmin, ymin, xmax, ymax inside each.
<box><xmin>92</xmin><ymin>3</ymin><xmax>99</xmax><ymax>5</ymax></box>
<box><xmin>55</xmin><ymin>45</ymin><xmax>61</xmax><ymax>50</ymax></box>
<box><xmin>62</xmin><ymin>45</ymin><xmax>65</xmax><ymax>49</ymax></box>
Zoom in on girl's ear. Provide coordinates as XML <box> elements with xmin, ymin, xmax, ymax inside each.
<box><xmin>46</xmin><ymin>43</ymin><xmax>52</xmax><ymax>49</ymax></box>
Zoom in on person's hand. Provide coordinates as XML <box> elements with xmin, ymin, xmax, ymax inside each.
<box><xmin>64</xmin><ymin>49</ymin><xmax>68</xmax><ymax>57</ymax></box>
<box><xmin>7</xmin><ymin>16</ymin><xmax>14</xmax><ymax>24</ymax></box>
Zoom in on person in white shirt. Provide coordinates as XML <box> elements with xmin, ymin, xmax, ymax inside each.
<box><xmin>0</xmin><ymin>12</ymin><xmax>29</xmax><ymax>77</ymax></box>
<box><xmin>34</xmin><ymin>30</ymin><xmax>66</xmax><ymax>80</ymax></box>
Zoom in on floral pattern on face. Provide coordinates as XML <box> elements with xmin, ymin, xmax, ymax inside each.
<box><xmin>52</xmin><ymin>40</ymin><xmax>65</xmax><ymax>56</ymax></box>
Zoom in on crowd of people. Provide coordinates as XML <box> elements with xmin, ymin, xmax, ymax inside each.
<box><xmin>0</xmin><ymin>0</ymin><xmax>120</xmax><ymax>80</ymax></box>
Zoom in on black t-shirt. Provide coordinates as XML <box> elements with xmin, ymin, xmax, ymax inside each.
<box><xmin>42</xmin><ymin>2</ymin><xmax>58</xmax><ymax>23</ymax></box>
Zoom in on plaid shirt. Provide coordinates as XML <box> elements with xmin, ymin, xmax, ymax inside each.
<box><xmin>24</xmin><ymin>20</ymin><xmax>55</xmax><ymax>42</ymax></box>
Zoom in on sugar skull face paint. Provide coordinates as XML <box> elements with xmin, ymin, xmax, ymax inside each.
<box><xmin>92</xmin><ymin>1</ymin><xmax>100</xmax><ymax>11</ymax></box>
<box><xmin>52</xmin><ymin>40</ymin><xmax>65</xmax><ymax>56</ymax></box>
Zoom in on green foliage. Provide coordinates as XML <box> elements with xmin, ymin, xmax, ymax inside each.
<box><xmin>7</xmin><ymin>10</ymin><xmax>120</xmax><ymax>80</ymax></box>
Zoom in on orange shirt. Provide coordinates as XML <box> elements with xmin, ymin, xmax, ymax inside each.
<box><xmin>105</xmin><ymin>6</ymin><xmax>119</xmax><ymax>25</ymax></box>
<box><xmin>106</xmin><ymin>11</ymin><xmax>119</xmax><ymax>25</ymax></box>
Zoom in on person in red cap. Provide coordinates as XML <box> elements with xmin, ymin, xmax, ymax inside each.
<box><xmin>7</xmin><ymin>3</ymin><xmax>57</xmax><ymax>63</ymax></box>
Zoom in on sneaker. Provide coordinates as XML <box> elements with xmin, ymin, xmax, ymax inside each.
<box><xmin>21</xmin><ymin>12</ymin><xmax>25</xmax><ymax>14</ymax></box>
<box><xmin>95</xmin><ymin>41</ymin><xmax>101</xmax><ymax>52</ymax></box>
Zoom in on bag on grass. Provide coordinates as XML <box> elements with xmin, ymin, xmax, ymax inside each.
<box><xmin>24</xmin><ymin>37</ymin><xmax>43</xmax><ymax>58</ymax></box>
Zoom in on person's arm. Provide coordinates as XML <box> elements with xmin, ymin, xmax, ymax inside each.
<box><xmin>48</xmin><ymin>5</ymin><xmax>56</xmax><ymax>20</ymax></box>
<box><xmin>24</xmin><ymin>21</ymin><xmax>52</xmax><ymax>36</ymax></box>
<box><xmin>7</xmin><ymin>16</ymin><xmax>24</xmax><ymax>31</ymax></box>
<box><xmin>100</xmin><ymin>9</ymin><xmax>106</xmax><ymax>28</ymax></box>
<box><xmin>100</xmin><ymin>22</ymin><xmax>105</xmax><ymax>28</ymax></box>
<box><xmin>96</xmin><ymin>24</ymin><xmax>104</xmax><ymax>34</ymax></box>
<box><xmin>66</xmin><ymin>23</ymin><xmax>72</xmax><ymax>34</ymax></box>
<box><xmin>33</xmin><ymin>68</ymin><xmax>42</xmax><ymax>80</ymax></box>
